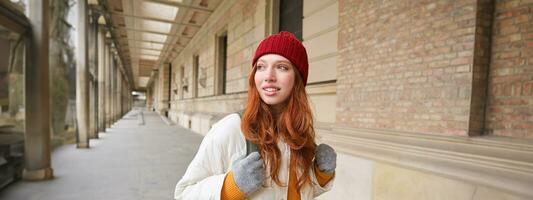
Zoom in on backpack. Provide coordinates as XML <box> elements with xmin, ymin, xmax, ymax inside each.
<box><xmin>236</xmin><ymin>110</ymin><xmax>259</xmax><ymax>155</ymax></box>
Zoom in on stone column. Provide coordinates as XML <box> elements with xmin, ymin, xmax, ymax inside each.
<box><xmin>120</xmin><ymin>79</ymin><xmax>123</xmax><ymax>116</ymax></box>
<box><xmin>105</xmin><ymin>43</ymin><xmax>111</xmax><ymax>128</ymax></box>
<box><xmin>117</xmin><ymin>65</ymin><xmax>121</xmax><ymax>119</ymax></box>
<box><xmin>76</xmin><ymin>0</ymin><xmax>90</xmax><ymax>148</ymax></box>
<box><xmin>124</xmin><ymin>81</ymin><xmax>128</xmax><ymax>115</ymax></box>
<box><xmin>146</xmin><ymin>89</ymin><xmax>152</xmax><ymax>110</ymax></box>
<box><xmin>110</xmin><ymin>54</ymin><xmax>116</xmax><ymax>124</ymax></box>
<box><xmin>97</xmin><ymin>27</ymin><xmax>105</xmax><ymax>132</ymax></box>
<box><xmin>88</xmin><ymin>9</ymin><xmax>98</xmax><ymax>139</ymax></box>
<box><xmin>89</xmin><ymin>70</ymin><xmax>96</xmax><ymax>138</ymax></box>
<box><xmin>117</xmin><ymin>73</ymin><xmax>122</xmax><ymax>119</ymax></box>
<box><xmin>126</xmin><ymin>80</ymin><xmax>129</xmax><ymax>113</ymax></box>
<box><xmin>115</xmin><ymin>71</ymin><xmax>120</xmax><ymax>120</ymax></box>
<box><xmin>23</xmin><ymin>0</ymin><xmax>54</xmax><ymax>180</ymax></box>
<box><xmin>107</xmin><ymin>53</ymin><xmax>111</xmax><ymax>126</ymax></box>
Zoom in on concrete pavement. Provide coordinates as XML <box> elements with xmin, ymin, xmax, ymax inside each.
<box><xmin>0</xmin><ymin>108</ymin><xmax>203</xmax><ymax>200</ymax></box>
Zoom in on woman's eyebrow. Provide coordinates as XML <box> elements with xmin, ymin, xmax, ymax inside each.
<box><xmin>257</xmin><ymin>59</ymin><xmax>291</xmax><ymax>65</ymax></box>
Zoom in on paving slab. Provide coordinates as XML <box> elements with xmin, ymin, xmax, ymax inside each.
<box><xmin>0</xmin><ymin>108</ymin><xmax>203</xmax><ymax>200</ymax></box>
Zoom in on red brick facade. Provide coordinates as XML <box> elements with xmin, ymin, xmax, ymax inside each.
<box><xmin>337</xmin><ymin>0</ymin><xmax>532</xmax><ymax>138</ymax></box>
<box><xmin>486</xmin><ymin>0</ymin><xmax>533</xmax><ymax>138</ymax></box>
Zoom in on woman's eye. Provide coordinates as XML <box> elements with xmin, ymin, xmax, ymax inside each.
<box><xmin>257</xmin><ymin>65</ymin><xmax>265</xmax><ymax>70</ymax></box>
<box><xmin>277</xmin><ymin>65</ymin><xmax>288</xmax><ymax>71</ymax></box>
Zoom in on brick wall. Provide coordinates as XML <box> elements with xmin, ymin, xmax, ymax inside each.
<box><xmin>486</xmin><ymin>0</ymin><xmax>533</xmax><ymax>138</ymax></box>
<box><xmin>337</xmin><ymin>0</ymin><xmax>479</xmax><ymax>136</ymax></box>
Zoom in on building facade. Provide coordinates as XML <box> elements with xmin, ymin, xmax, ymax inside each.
<box><xmin>146</xmin><ymin>0</ymin><xmax>533</xmax><ymax>199</ymax></box>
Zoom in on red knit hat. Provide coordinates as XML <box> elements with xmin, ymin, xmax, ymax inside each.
<box><xmin>252</xmin><ymin>31</ymin><xmax>309</xmax><ymax>85</ymax></box>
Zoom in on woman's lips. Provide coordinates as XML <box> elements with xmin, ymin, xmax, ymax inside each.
<box><xmin>263</xmin><ymin>87</ymin><xmax>280</xmax><ymax>96</ymax></box>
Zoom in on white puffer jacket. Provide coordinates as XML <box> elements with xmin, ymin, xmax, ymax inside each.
<box><xmin>174</xmin><ymin>113</ymin><xmax>334</xmax><ymax>199</ymax></box>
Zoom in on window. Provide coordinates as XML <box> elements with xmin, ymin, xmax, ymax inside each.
<box><xmin>179</xmin><ymin>65</ymin><xmax>185</xmax><ymax>99</ymax></box>
<box><xmin>2</xmin><ymin>0</ymin><xmax>28</xmax><ymax>16</ymax></box>
<box><xmin>167</xmin><ymin>63</ymin><xmax>172</xmax><ymax>110</ymax></box>
<box><xmin>279</xmin><ymin>0</ymin><xmax>303</xmax><ymax>41</ymax></box>
<box><xmin>0</xmin><ymin>4</ymin><xmax>28</xmax><ymax>134</ymax></box>
<box><xmin>215</xmin><ymin>31</ymin><xmax>228</xmax><ymax>95</ymax></box>
<box><xmin>192</xmin><ymin>55</ymin><xmax>199</xmax><ymax>98</ymax></box>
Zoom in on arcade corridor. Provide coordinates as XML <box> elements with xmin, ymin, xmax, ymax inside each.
<box><xmin>0</xmin><ymin>108</ymin><xmax>203</xmax><ymax>199</ymax></box>
<box><xmin>0</xmin><ymin>0</ymin><xmax>532</xmax><ymax>199</ymax></box>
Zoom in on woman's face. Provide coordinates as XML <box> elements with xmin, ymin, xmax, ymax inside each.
<box><xmin>254</xmin><ymin>54</ymin><xmax>296</xmax><ymax>107</ymax></box>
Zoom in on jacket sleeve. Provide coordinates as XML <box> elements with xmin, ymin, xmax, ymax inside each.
<box><xmin>310</xmin><ymin>163</ymin><xmax>335</xmax><ymax>197</ymax></box>
<box><xmin>174</xmin><ymin>114</ymin><xmax>245</xmax><ymax>200</ymax></box>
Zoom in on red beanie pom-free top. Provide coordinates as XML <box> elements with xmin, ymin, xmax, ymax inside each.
<box><xmin>252</xmin><ymin>31</ymin><xmax>309</xmax><ymax>85</ymax></box>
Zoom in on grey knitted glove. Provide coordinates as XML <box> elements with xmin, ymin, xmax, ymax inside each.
<box><xmin>231</xmin><ymin>152</ymin><xmax>265</xmax><ymax>195</ymax></box>
<box><xmin>315</xmin><ymin>143</ymin><xmax>337</xmax><ymax>174</ymax></box>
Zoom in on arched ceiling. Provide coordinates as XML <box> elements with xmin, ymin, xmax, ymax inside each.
<box><xmin>96</xmin><ymin>0</ymin><xmax>221</xmax><ymax>91</ymax></box>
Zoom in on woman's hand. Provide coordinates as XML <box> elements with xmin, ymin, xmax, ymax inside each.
<box><xmin>315</xmin><ymin>144</ymin><xmax>337</xmax><ymax>174</ymax></box>
<box><xmin>231</xmin><ymin>152</ymin><xmax>266</xmax><ymax>195</ymax></box>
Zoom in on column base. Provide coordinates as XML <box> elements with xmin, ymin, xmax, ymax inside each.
<box><xmin>77</xmin><ymin>142</ymin><xmax>90</xmax><ymax>148</ymax></box>
<box><xmin>23</xmin><ymin>167</ymin><xmax>54</xmax><ymax>180</ymax></box>
<box><xmin>89</xmin><ymin>133</ymin><xmax>98</xmax><ymax>139</ymax></box>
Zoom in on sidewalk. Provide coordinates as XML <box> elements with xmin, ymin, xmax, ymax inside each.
<box><xmin>0</xmin><ymin>108</ymin><xmax>203</xmax><ymax>200</ymax></box>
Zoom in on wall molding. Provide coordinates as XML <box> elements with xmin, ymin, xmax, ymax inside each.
<box><xmin>321</xmin><ymin>127</ymin><xmax>533</xmax><ymax>198</ymax></box>
<box><xmin>306</xmin><ymin>82</ymin><xmax>336</xmax><ymax>95</ymax></box>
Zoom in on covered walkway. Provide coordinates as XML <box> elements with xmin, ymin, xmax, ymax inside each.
<box><xmin>0</xmin><ymin>108</ymin><xmax>202</xmax><ymax>200</ymax></box>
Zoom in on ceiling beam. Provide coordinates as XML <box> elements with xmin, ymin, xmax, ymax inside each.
<box><xmin>110</xmin><ymin>11</ymin><xmax>201</xmax><ymax>27</ymax></box>
<box><xmin>121</xmin><ymin>39</ymin><xmax>185</xmax><ymax>49</ymax></box>
<box><xmin>138</xmin><ymin>64</ymin><xmax>157</xmax><ymax>68</ymax></box>
<box><xmin>123</xmin><ymin>38</ymin><xmax>172</xmax><ymax>45</ymax></box>
<box><xmin>137</xmin><ymin>53</ymin><xmax>161</xmax><ymax>57</ymax></box>
<box><xmin>116</xmin><ymin>27</ymin><xmax>193</xmax><ymax>39</ymax></box>
<box><xmin>144</xmin><ymin>0</ymin><xmax>213</xmax><ymax>13</ymax></box>
<box><xmin>130</xmin><ymin>48</ymin><xmax>172</xmax><ymax>55</ymax></box>
<box><xmin>135</xmin><ymin>47</ymin><xmax>180</xmax><ymax>55</ymax></box>
<box><xmin>130</xmin><ymin>46</ymin><xmax>166</xmax><ymax>52</ymax></box>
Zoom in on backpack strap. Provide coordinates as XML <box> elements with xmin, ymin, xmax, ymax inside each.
<box><xmin>246</xmin><ymin>139</ymin><xmax>260</xmax><ymax>156</ymax></box>
<box><xmin>236</xmin><ymin>110</ymin><xmax>259</xmax><ymax>156</ymax></box>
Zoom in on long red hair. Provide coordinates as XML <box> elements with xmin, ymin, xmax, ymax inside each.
<box><xmin>240</xmin><ymin>64</ymin><xmax>317</xmax><ymax>189</ymax></box>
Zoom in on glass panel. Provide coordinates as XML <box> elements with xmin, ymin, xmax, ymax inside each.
<box><xmin>0</xmin><ymin>24</ymin><xmax>25</xmax><ymax>134</ymax></box>
<box><xmin>5</xmin><ymin>0</ymin><xmax>29</xmax><ymax>17</ymax></box>
<box><xmin>140</xmin><ymin>1</ymin><xmax>178</xmax><ymax>21</ymax></box>
<box><xmin>279</xmin><ymin>0</ymin><xmax>303</xmax><ymax>41</ymax></box>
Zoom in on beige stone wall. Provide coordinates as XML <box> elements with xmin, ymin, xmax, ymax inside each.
<box><xmin>316</xmin><ymin>152</ymin><xmax>373</xmax><ymax>200</ymax></box>
<box><xmin>303</xmin><ymin>0</ymin><xmax>339</xmax><ymax>127</ymax></box>
<box><xmin>371</xmin><ymin>163</ymin><xmax>528</xmax><ymax>200</ymax></box>
<box><xmin>304</xmin><ymin>0</ymin><xmax>338</xmax><ymax>84</ymax></box>
<box><xmin>169</xmin><ymin>0</ymin><xmax>269</xmax><ymax>131</ymax></box>
<box><xmin>318</xmin><ymin>149</ymin><xmax>530</xmax><ymax>200</ymax></box>
<box><xmin>169</xmin><ymin>0</ymin><xmax>341</xmax><ymax>131</ymax></box>
<box><xmin>168</xmin><ymin>0</ymin><xmax>341</xmax><ymax>131</ymax></box>
<box><xmin>171</xmin><ymin>0</ymin><xmax>266</xmax><ymax>99</ymax></box>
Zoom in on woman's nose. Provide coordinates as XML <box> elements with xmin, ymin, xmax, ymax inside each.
<box><xmin>264</xmin><ymin>67</ymin><xmax>276</xmax><ymax>82</ymax></box>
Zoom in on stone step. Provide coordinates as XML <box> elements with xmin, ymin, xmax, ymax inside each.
<box><xmin>0</xmin><ymin>133</ymin><xmax>24</xmax><ymax>190</ymax></box>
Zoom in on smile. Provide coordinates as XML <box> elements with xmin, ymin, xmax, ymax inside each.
<box><xmin>263</xmin><ymin>87</ymin><xmax>280</xmax><ymax>96</ymax></box>
<box><xmin>263</xmin><ymin>87</ymin><xmax>280</xmax><ymax>92</ymax></box>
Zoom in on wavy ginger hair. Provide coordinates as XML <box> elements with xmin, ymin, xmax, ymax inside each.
<box><xmin>240</xmin><ymin>64</ymin><xmax>317</xmax><ymax>189</ymax></box>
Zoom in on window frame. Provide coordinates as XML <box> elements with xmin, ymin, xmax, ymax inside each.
<box><xmin>192</xmin><ymin>54</ymin><xmax>199</xmax><ymax>98</ymax></box>
<box><xmin>214</xmin><ymin>29</ymin><xmax>228</xmax><ymax>95</ymax></box>
<box><xmin>0</xmin><ymin>2</ymin><xmax>31</xmax><ymax>133</ymax></box>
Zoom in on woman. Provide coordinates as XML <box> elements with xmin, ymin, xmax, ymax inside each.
<box><xmin>174</xmin><ymin>31</ymin><xmax>337</xmax><ymax>200</ymax></box>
